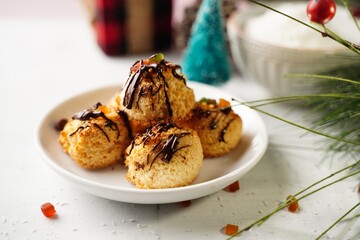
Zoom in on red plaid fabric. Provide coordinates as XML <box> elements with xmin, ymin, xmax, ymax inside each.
<box><xmin>95</xmin><ymin>0</ymin><xmax>172</xmax><ymax>56</ymax></box>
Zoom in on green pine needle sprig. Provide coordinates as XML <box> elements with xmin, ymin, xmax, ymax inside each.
<box><xmin>227</xmin><ymin>161</ymin><xmax>360</xmax><ymax>239</ymax></box>
<box><xmin>301</xmin><ymin>64</ymin><xmax>360</xmax><ymax>155</ymax></box>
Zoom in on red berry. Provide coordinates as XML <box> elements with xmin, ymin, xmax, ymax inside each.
<box><xmin>307</xmin><ymin>0</ymin><xmax>336</xmax><ymax>24</ymax></box>
<box><xmin>224</xmin><ymin>224</ymin><xmax>239</xmax><ymax>236</ymax></box>
<box><xmin>286</xmin><ymin>195</ymin><xmax>299</xmax><ymax>213</ymax></box>
<box><xmin>224</xmin><ymin>181</ymin><xmax>240</xmax><ymax>192</ymax></box>
<box><xmin>41</xmin><ymin>202</ymin><xmax>56</xmax><ymax>218</ymax></box>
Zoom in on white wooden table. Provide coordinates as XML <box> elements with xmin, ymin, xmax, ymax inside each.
<box><xmin>0</xmin><ymin>0</ymin><xmax>359</xmax><ymax>239</ymax></box>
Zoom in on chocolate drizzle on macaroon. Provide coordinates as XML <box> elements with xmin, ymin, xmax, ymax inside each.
<box><xmin>54</xmin><ymin>118</ymin><xmax>68</xmax><ymax>131</ymax></box>
<box><xmin>193</xmin><ymin>99</ymin><xmax>235</xmax><ymax>142</ymax></box>
<box><xmin>219</xmin><ymin>118</ymin><xmax>235</xmax><ymax>142</ymax></box>
<box><xmin>117</xmin><ymin>110</ymin><xmax>133</xmax><ymax>139</ymax></box>
<box><xmin>127</xmin><ymin>123</ymin><xmax>190</xmax><ymax>169</ymax></box>
<box><xmin>122</xmin><ymin>54</ymin><xmax>187</xmax><ymax>118</ymax></box>
<box><xmin>70</xmin><ymin>102</ymin><xmax>120</xmax><ymax>141</ymax></box>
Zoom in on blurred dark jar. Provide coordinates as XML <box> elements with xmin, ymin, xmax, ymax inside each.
<box><xmin>93</xmin><ymin>0</ymin><xmax>172</xmax><ymax>56</ymax></box>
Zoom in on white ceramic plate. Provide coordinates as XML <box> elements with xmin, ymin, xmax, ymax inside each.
<box><xmin>36</xmin><ymin>82</ymin><xmax>268</xmax><ymax>204</ymax></box>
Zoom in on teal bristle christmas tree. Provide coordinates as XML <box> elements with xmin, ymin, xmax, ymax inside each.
<box><xmin>182</xmin><ymin>0</ymin><xmax>231</xmax><ymax>85</ymax></box>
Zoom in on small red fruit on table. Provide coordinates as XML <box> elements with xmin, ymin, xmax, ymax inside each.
<box><xmin>179</xmin><ymin>200</ymin><xmax>192</xmax><ymax>208</ymax></box>
<box><xmin>41</xmin><ymin>202</ymin><xmax>56</xmax><ymax>218</ymax></box>
<box><xmin>286</xmin><ymin>195</ymin><xmax>299</xmax><ymax>213</ymax></box>
<box><xmin>224</xmin><ymin>181</ymin><xmax>240</xmax><ymax>192</ymax></box>
<box><xmin>307</xmin><ymin>0</ymin><xmax>336</xmax><ymax>24</ymax></box>
<box><xmin>224</xmin><ymin>224</ymin><xmax>239</xmax><ymax>236</ymax></box>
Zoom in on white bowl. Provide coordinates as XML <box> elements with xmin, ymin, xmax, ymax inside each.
<box><xmin>227</xmin><ymin>4</ymin><xmax>359</xmax><ymax>96</ymax></box>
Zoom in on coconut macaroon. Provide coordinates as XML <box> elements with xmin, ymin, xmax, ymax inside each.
<box><xmin>58</xmin><ymin>102</ymin><xmax>132</xmax><ymax>169</ymax></box>
<box><xmin>115</xmin><ymin>53</ymin><xmax>195</xmax><ymax>135</ymax></box>
<box><xmin>125</xmin><ymin>123</ymin><xmax>203</xmax><ymax>189</ymax></box>
<box><xmin>182</xmin><ymin>98</ymin><xmax>243</xmax><ymax>158</ymax></box>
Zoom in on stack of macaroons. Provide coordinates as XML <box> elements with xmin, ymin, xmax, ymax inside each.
<box><xmin>58</xmin><ymin>54</ymin><xmax>243</xmax><ymax>189</ymax></box>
